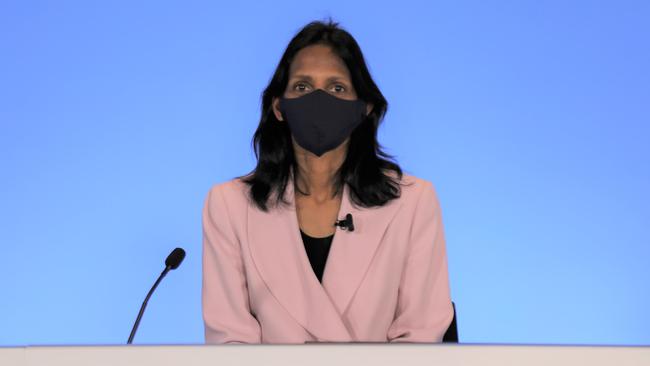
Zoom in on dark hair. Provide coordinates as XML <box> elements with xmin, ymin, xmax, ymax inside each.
<box><xmin>238</xmin><ymin>18</ymin><xmax>405</xmax><ymax>212</ymax></box>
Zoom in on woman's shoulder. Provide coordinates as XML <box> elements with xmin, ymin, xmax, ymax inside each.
<box><xmin>204</xmin><ymin>175</ymin><xmax>252</xmax><ymax>206</ymax></box>
<box><xmin>383</xmin><ymin>172</ymin><xmax>443</xmax><ymax>224</ymax></box>
<box><xmin>369</xmin><ymin>169</ymin><xmax>441</xmax><ymax>212</ymax></box>
<box><xmin>205</xmin><ymin>170</ymin><xmax>439</xmax><ymax>208</ymax></box>
<box><xmin>385</xmin><ymin>169</ymin><xmax>438</xmax><ymax>198</ymax></box>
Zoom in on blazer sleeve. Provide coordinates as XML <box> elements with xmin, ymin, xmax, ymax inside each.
<box><xmin>387</xmin><ymin>180</ymin><xmax>454</xmax><ymax>343</ymax></box>
<box><xmin>202</xmin><ymin>184</ymin><xmax>262</xmax><ymax>344</ymax></box>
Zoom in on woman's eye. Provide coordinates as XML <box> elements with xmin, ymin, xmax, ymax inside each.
<box><xmin>294</xmin><ymin>83</ymin><xmax>310</xmax><ymax>92</ymax></box>
<box><xmin>332</xmin><ymin>84</ymin><xmax>346</xmax><ymax>92</ymax></box>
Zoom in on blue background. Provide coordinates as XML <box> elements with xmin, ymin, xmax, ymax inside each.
<box><xmin>1</xmin><ymin>1</ymin><xmax>648</xmax><ymax>346</ymax></box>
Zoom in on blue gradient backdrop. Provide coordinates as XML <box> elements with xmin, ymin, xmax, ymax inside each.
<box><xmin>1</xmin><ymin>1</ymin><xmax>648</xmax><ymax>346</ymax></box>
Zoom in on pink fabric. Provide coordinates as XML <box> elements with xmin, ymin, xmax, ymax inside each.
<box><xmin>202</xmin><ymin>172</ymin><xmax>453</xmax><ymax>344</ymax></box>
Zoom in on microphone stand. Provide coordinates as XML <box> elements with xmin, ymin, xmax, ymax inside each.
<box><xmin>127</xmin><ymin>266</ymin><xmax>171</xmax><ymax>344</ymax></box>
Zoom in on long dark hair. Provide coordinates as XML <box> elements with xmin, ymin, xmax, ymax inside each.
<box><xmin>238</xmin><ymin>18</ymin><xmax>405</xmax><ymax>212</ymax></box>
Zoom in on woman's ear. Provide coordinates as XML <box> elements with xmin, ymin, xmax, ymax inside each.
<box><xmin>272</xmin><ymin>97</ymin><xmax>284</xmax><ymax>121</ymax></box>
<box><xmin>366</xmin><ymin>103</ymin><xmax>374</xmax><ymax>116</ymax></box>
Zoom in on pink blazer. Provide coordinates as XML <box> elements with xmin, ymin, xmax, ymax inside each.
<box><xmin>201</xmin><ymin>172</ymin><xmax>453</xmax><ymax>344</ymax></box>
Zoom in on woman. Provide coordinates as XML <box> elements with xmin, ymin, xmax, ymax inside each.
<box><xmin>202</xmin><ymin>19</ymin><xmax>454</xmax><ymax>344</ymax></box>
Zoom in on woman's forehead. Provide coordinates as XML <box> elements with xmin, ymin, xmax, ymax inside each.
<box><xmin>289</xmin><ymin>45</ymin><xmax>350</xmax><ymax>78</ymax></box>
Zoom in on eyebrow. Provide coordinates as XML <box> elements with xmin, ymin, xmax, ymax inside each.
<box><xmin>290</xmin><ymin>74</ymin><xmax>348</xmax><ymax>83</ymax></box>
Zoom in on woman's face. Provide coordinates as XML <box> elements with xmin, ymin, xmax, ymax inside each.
<box><xmin>272</xmin><ymin>44</ymin><xmax>372</xmax><ymax>122</ymax></box>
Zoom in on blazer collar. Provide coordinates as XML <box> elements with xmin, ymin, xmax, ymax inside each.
<box><xmin>246</xmin><ymin>171</ymin><xmax>405</xmax><ymax>341</ymax></box>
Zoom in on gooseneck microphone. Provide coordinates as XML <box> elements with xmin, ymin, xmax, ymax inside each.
<box><xmin>127</xmin><ymin>247</ymin><xmax>186</xmax><ymax>344</ymax></box>
<box><xmin>334</xmin><ymin>213</ymin><xmax>355</xmax><ymax>232</ymax></box>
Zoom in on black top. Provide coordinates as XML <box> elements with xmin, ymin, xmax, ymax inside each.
<box><xmin>300</xmin><ymin>229</ymin><xmax>334</xmax><ymax>283</ymax></box>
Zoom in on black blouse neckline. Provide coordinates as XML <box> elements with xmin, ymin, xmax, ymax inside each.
<box><xmin>300</xmin><ymin>229</ymin><xmax>334</xmax><ymax>283</ymax></box>
<box><xmin>300</xmin><ymin>229</ymin><xmax>334</xmax><ymax>240</ymax></box>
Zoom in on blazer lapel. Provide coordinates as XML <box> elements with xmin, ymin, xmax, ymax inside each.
<box><xmin>321</xmin><ymin>182</ymin><xmax>403</xmax><ymax>317</ymax></box>
<box><xmin>246</xmin><ymin>173</ymin><xmax>404</xmax><ymax>341</ymax></box>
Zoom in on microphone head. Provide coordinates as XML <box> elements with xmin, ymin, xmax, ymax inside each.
<box><xmin>346</xmin><ymin>213</ymin><xmax>355</xmax><ymax>231</ymax></box>
<box><xmin>165</xmin><ymin>247</ymin><xmax>186</xmax><ymax>270</ymax></box>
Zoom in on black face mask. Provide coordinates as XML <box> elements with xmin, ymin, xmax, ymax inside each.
<box><xmin>279</xmin><ymin>89</ymin><xmax>367</xmax><ymax>157</ymax></box>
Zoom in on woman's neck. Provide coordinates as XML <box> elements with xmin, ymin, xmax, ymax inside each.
<box><xmin>294</xmin><ymin>157</ymin><xmax>344</xmax><ymax>204</ymax></box>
